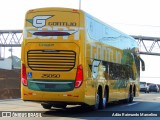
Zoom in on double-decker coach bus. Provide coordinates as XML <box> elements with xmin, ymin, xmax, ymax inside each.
<box><xmin>21</xmin><ymin>7</ymin><xmax>145</xmax><ymax>110</ymax></box>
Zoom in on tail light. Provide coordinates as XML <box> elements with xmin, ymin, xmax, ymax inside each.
<box><xmin>75</xmin><ymin>65</ymin><xmax>83</xmax><ymax>88</ymax></box>
<box><xmin>21</xmin><ymin>64</ymin><xmax>27</xmax><ymax>86</ymax></box>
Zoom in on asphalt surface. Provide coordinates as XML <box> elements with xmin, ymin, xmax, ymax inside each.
<box><xmin>0</xmin><ymin>92</ymin><xmax>160</xmax><ymax>120</ymax></box>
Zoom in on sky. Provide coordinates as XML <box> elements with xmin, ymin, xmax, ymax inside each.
<box><xmin>1</xmin><ymin>0</ymin><xmax>160</xmax><ymax>84</ymax></box>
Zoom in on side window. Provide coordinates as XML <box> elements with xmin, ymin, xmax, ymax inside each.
<box><xmin>102</xmin><ymin>61</ymin><xmax>110</xmax><ymax>80</ymax></box>
<box><xmin>102</xmin><ymin>61</ymin><xmax>135</xmax><ymax>80</ymax></box>
<box><xmin>112</xmin><ymin>64</ymin><xmax>120</xmax><ymax>80</ymax></box>
<box><xmin>127</xmin><ymin>65</ymin><xmax>134</xmax><ymax>80</ymax></box>
<box><xmin>92</xmin><ymin>60</ymin><xmax>101</xmax><ymax>79</ymax></box>
<box><xmin>102</xmin><ymin>62</ymin><xmax>120</xmax><ymax>80</ymax></box>
<box><xmin>104</xmin><ymin>63</ymin><xmax>109</xmax><ymax>80</ymax></box>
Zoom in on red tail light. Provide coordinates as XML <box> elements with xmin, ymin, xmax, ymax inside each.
<box><xmin>21</xmin><ymin>64</ymin><xmax>27</xmax><ymax>86</ymax></box>
<box><xmin>75</xmin><ymin>65</ymin><xmax>83</xmax><ymax>88</ymax></box>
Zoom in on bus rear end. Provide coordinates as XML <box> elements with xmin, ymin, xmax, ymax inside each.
<box><xmin>21</xmin><ymin>8</ymin><xmax>85</xmax><ymax>108</ymax></box>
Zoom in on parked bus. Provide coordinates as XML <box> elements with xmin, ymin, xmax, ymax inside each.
<box><xmin>21</xmin><ymin>7</ymin><xmax>145</xmax><ymax>110</ymax></box>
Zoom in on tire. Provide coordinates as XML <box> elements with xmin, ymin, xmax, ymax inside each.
<box><xmin>99</xmin><ymin>88</ymin><xmax>107</xmax><ymax>109</ymax></box>
<box><xmin>41</xmin><ymin>103</ymin><xmax>52</xmax><ymax>109</ymax></box>
<box><xmin>128</xmin><ymin>90</ymin><xmax>133</xmax><ymax>103</ymax></box>
<box><xmin>124</xmin><ymin>88</ymin><xmax>133</xmax><ymax>103</ymax></box>
<box><xmin>92</xmin><ymin>91</ymin><xmax>100</xmax><ymax>111</ymax></box>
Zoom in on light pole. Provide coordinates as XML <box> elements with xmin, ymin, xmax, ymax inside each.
<box><xmin>79</xmin><ymin>0</ymin><xmax>81</xmax><ymax>10</ymax></box>
<box><xmin>8</xmin><ymin>47</ymin><xmax>13</xmax><ymax>69</ymax></box>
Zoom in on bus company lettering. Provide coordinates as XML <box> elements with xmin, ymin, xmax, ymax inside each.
<box><xmin>90</xmin><ymin>43</ymin><xmax>122</xmax><ymax>64</ymax></box>
<box><xmin>24</xmin><ymin>26</ymin><xmax>83</xmax><ymax>40</ymax></box>
<box><xmin>28</xmin><ymin>15</ymin><xmax>77</xmax><ymax>27</ymax></box>
<box><xmin>48</xmin><ymin>22</ymin><xmax>77</xmax><ymax>26</ymax></box>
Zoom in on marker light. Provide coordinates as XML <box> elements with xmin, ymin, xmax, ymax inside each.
<box><xmin>21</xmin><ymin>64</ymin><xmax>27</xmax><ymax>86</ymax></box>
<box><xmin>75</xmin><ymin>65</ymin><xmax>83</xmax><ymax>88</ymax></box>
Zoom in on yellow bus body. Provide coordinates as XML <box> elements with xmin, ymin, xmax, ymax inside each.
<box><xmin>21</xmin><ymin>8</ymin><xmax>143</xmax><ymax>108</ymax></box>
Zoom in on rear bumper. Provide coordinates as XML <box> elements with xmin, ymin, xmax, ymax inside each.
<box><xmin>23</xmin><ymin>100</ymin><xmax>86</xmax><ymax>106</ymax></box>
<box><xmin>21</xmin><ymin>84</ymin><xmax>85</xmax><ymax>105</ymax></box>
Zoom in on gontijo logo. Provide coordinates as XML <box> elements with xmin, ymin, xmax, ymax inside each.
<box><xmin>27</xmin><ymin>15</ymin><xmax>53</xmax><ymax>28</ymax></box>
<box><xmin>24</xmin><ymin>15</ymin><xmax>83</xmax><ymax>40</ymax></box>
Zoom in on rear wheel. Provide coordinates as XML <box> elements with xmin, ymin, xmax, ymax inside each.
<box><xmin>41</xmin><ymin>103</ymin><xmax>52</xmax><ymax>109</ymax></box>
<box><xmin>124</xmin><ymin>87</ymin><xmax>133</xmax><ymax>103</ymax></box>
<box><xmin>99</xmin><ymin>88</ymin><xmax>107</xmax><ymax>109</ymax></box>
<box><xmin>92</xmin><ymin>91</ymin><xmax>100</xmax><ymax>111</ymax></box>
<box><xmin>128</xmin><ymin>88</ymin><xmax>133</xmax><ymax>103</ymax></box>
<box><xmin>144</xmin><ymin>90</ymin><xmax>146</xmax><ymax>93</ymax></box>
